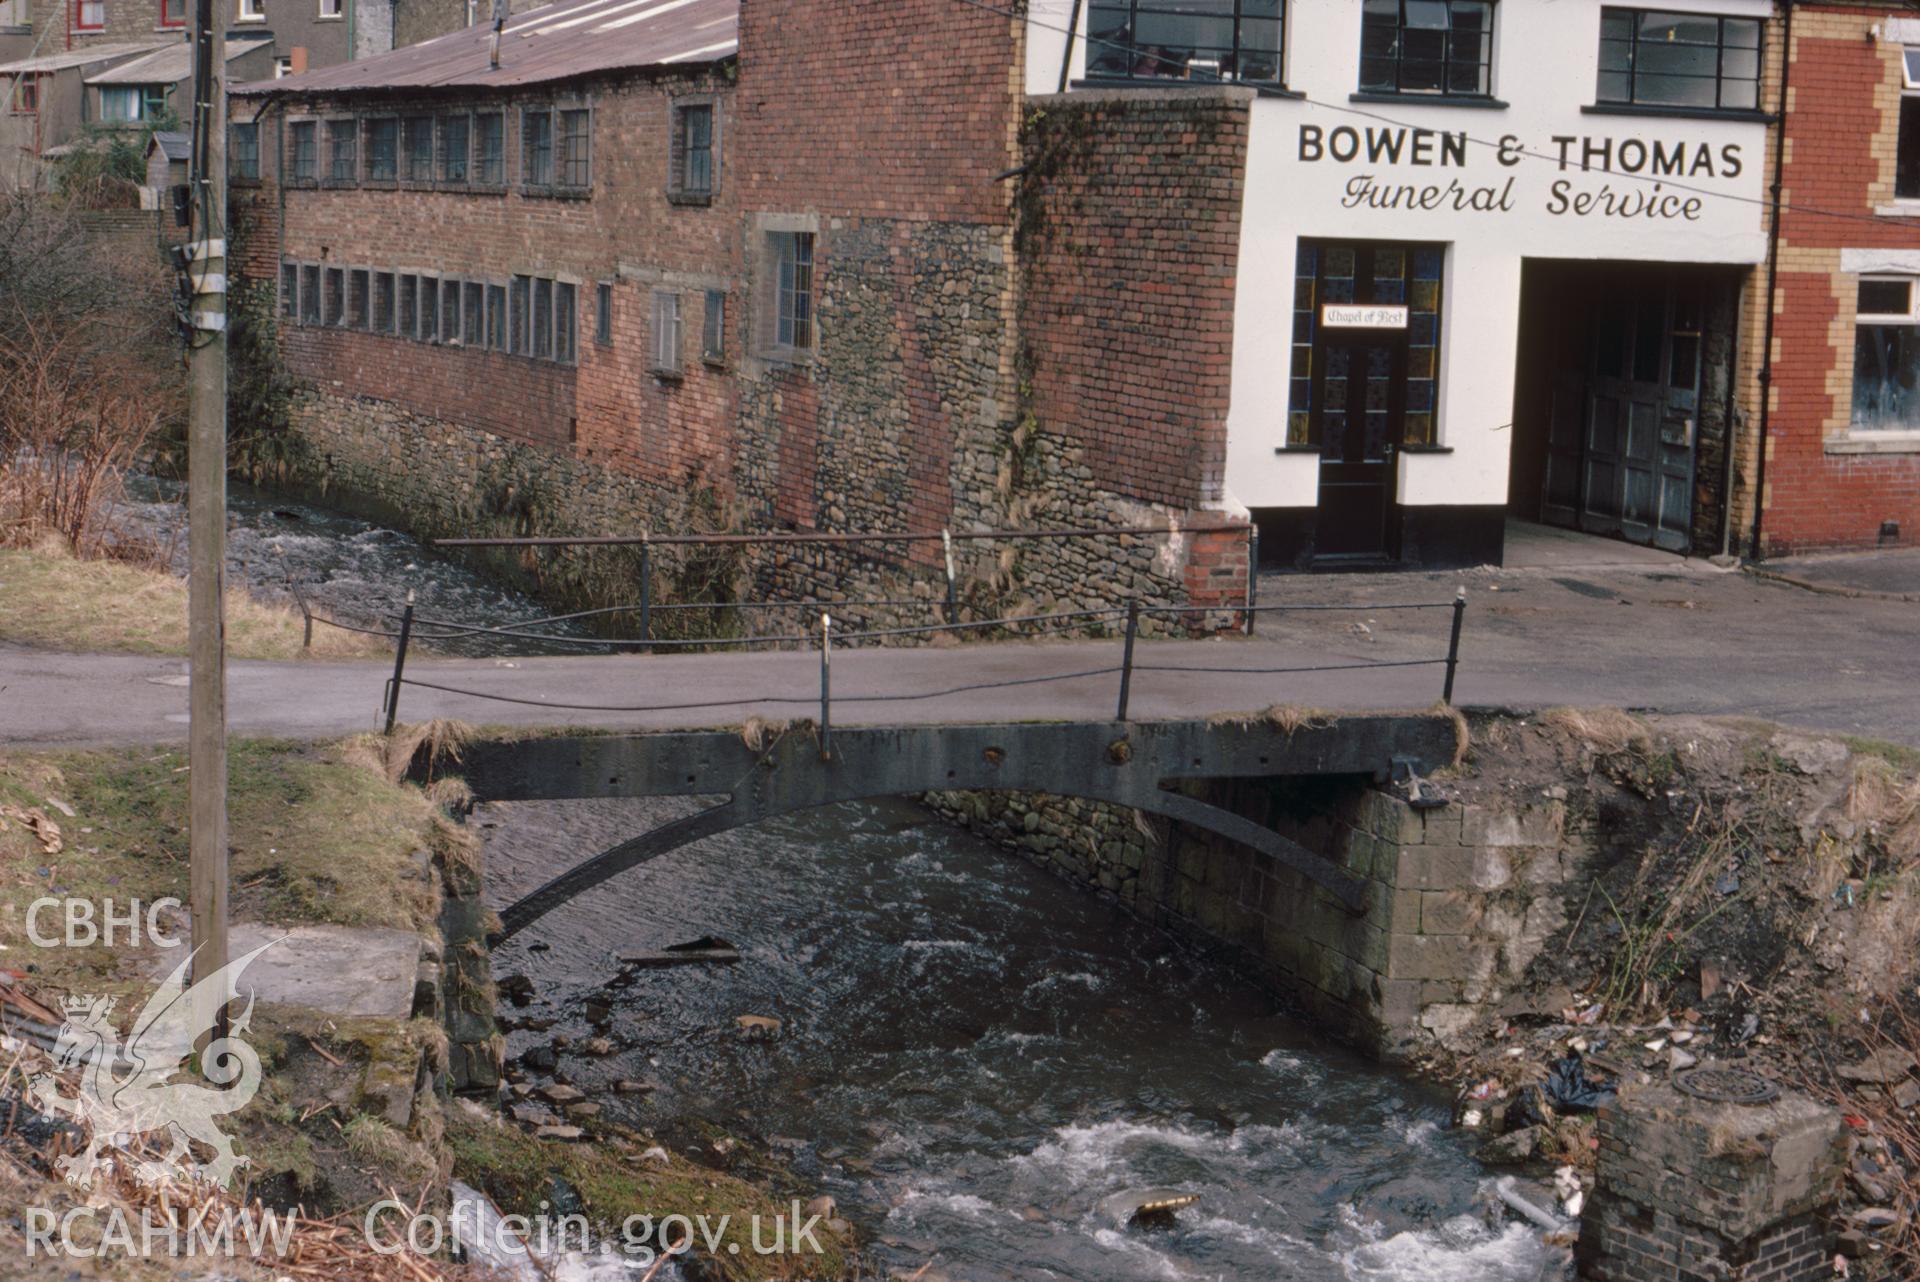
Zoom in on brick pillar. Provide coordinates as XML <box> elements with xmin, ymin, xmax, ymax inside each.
<box><xmin>1179</xmin><ymin>524</ymin><xmax>1251</xmax><ymax>614</ymax></box>
<box><xmin>1577</xmin><ymin>1079</ymin><xmax>1847</xmax><ymax>1282</ymax></box>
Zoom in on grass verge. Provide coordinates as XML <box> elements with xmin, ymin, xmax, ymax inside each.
<box><xmin>0</xmin><ymin>541</ymin><xmax>384</xmax><ymax>660</ymax></box>
<box><xmin>446</xmin><ymin>1108</ymin><xmax>852</xmax><ymax>1282</ymax></box>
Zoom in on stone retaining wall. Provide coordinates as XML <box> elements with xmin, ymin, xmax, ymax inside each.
<box><xmin>928</xmin><ymin>780</ymin><xmax>1591</xmax><ymax>1059</ymax></box>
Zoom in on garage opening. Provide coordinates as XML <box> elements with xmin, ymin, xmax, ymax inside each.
<box><xmin>1509</xmin><ymin>261</ymin><xmax>1743</xmax><ymax>555</ymax></box>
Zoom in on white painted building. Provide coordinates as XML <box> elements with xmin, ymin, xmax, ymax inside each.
<box><xmin>1026</xmin><ymin>0</ymin><xmax>1772</xmax><ymax>566</ymax></box>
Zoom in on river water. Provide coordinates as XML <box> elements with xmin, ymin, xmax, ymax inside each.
<box><xmin>482</xmin><ymin>795</ymin><xmax>1561</xmax><ymax>1282</ymax></box>
<box><xmin>130</xmin><ymin>479</ymin><xmax>1561</xmax><ymax>1279</ymax></box>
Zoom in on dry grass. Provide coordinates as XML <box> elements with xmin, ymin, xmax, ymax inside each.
<box><xmin>0</xmin><ymin>539</ymin><xmax>385</xmax><ymax>661</ymax></box>
<box><xmin>1540</xmin><ymin>706</ymin><xmax>1654</xmax><ymax>757</ymax></box>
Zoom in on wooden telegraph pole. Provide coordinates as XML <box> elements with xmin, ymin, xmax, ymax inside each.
<box><xmin>186</xmin><ymin>0</ymin><xmax>229</xmax><ymax>1034</ymax></box>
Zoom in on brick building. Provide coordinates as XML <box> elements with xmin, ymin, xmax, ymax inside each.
<box><xmin>1736</xmin><ymin>0</ymin><xmax>1920</xmax><ymax>555</ymax></box>
<box><xmin>0</xmin><ymin>0</ymin><xmax>431</xmax><ymax>187</ymax></box>
<box><xmin>227</xmin><ymin>0</ymin><xmax>1251</xmax><ymax>616</ymax></box>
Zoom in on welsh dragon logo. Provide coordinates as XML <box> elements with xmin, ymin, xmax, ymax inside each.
<box><xmin>29</xmin><ymin>941</ymin><xmax>276</xmax><ymax>1190</ymax></box>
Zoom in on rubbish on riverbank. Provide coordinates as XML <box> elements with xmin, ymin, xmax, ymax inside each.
<box><xmin>736</xmin><ymin>1014</ymin><xmax>782</xmax><ymax>1039</ymax></box>
<box><xmin>1098</xmin><ymin>1188</ymin><xmax>1201</xmax><ymax>1231</ymax></box>
<box><xmin>1493</xmin><ymin>1176</ymin><xmax>1569</xmax><ymax>1234</ymax></box>
<box><xmin>619</xmin><ymin>936</ymin><xmax>742</xmax><ymax>968</ymax></box>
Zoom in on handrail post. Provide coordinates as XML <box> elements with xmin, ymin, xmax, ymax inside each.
<box><xmin>295</xmin><ymin>587</ymin><xmax>313</xmax><ymax>649</ymax></box>
<box><xmin>383</xmin><ymin>590</ymin><xmax>416</xmax><ymax>735</ymax></box>
<box><xmin>1116</xmin><ymin>598</ymin><xmax>1139</xmax><ymax>722</ymax></box>
<box><xmin>941</xmin><ymin>527</ymin><xmax>958</xmax><ymax>625</ymax></box>
<box><xmin>637</xmin><ymin>536</ymin><xmax>653</xmax><ymax>652</ymax></box>
<box><xmin>1245</xmin><ymin>526</ymin><xmax>1259</xmax><ymax>636</ymax></box>
<box><xmin>1442</xmin><ymin>587</ymin><xmax>1466</xmax><ymax>705</ymax></box>
<box><xmin>819</xmin><ymin>611</ymin><xmax>832</xmax><ymax>757</ymax></box>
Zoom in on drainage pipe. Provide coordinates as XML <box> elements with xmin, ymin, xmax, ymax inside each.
<box><xmin>1748</xmin><ymin>0</ymin><xmax>1796</xmax><ymax>561</ymax></box>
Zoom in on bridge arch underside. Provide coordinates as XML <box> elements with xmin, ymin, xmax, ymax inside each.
<box><xmin>441</xmin><ymin>716</ymin><xmax>1462</xmax><ymax>943</ymax></box>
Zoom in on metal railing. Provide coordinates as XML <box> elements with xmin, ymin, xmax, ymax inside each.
<box><xmin>374</xmin><ymin>589</ymin><xmax>1469</xmax><ymax>737</ymax></box>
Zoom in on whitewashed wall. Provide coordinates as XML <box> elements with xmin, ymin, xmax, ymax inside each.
<box><xmin>1027</xmin><ymin>0</ymin><xmax>1772</xmax><ymax>511</ymax></box>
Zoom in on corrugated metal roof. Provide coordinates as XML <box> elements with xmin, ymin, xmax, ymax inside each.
<box><xmin>87</xmin><ymin>36</ymin><xmax>271</xmax><ymax>85</ymax></box>
<box><xmin>235</xmin><ymin>0</ymin><xmax>736</xmax><ymax>96</ymax></box>
<box><xmin>0</xmin><ymin>41</ymin><xmax>170</xmax><ymax>76</ymax></box>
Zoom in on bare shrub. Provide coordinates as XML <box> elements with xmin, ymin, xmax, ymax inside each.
<box><xmin>0</xmin><ymin>193</ymin><xmax>182</xmax><ymax>553</ymax></box>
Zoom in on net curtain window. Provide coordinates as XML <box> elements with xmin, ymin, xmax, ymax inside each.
<box><xmin>1086</xmin><ymin>1</ymin><xmax>1285</xmax><ymax>85</ymax></box>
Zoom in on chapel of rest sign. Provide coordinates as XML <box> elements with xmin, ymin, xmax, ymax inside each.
<box><xmin>1322</xmin><ymin>304</ymin><xmax>1409</xmax><ymax>329</ymax></box>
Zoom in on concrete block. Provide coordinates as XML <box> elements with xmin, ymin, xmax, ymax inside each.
<box><xmin>1420</xmin><ymin>890</ymin><xmax>1485</xmax><ymax>935</ymax></box>
<box><xmin>1419</xmin><ymin>804</ymin><xmax>1464</xmax><ymax>846</ymax></box>
<box><xmin>1471</xmin><ymin>847</ymin><xmax>1513</xmax><ymax>890</ymax></box>
<box><xmin>1386</xmin><ymin>932</ymin><xmax>1475</xmax><ymax>982</ymax></box>
<box><xmin>1463</xmin><ymin>801</ymin><xmax>1567</xmax><ymax>848</ymax></box>
<box><xmin>1393</xmin><ymin>845</ymin><xmax>1478</xmax><ymax>891</ymax></box>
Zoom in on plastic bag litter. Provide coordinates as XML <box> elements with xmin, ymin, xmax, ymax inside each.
<box><xmin>1544</xmin><ymin>1050</ymin><xmax>1615</xmax><ymax>1113</ymax></box>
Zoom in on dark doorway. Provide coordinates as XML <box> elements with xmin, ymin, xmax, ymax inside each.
<box><xmin>1287</xmin><ymin>241</ymin><xmax>1446</xmax><ymax>566</ymax></box>
<box><xmin>1512</xmin><ymin>263</ymin><xmax>1739</xmax><ymax>554</ymax></box>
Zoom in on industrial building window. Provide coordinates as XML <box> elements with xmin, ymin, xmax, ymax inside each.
<box><xmin>1084</xmin><ymin>0</ymin><xmax>1283</xmax><ymax>85</ymax></box>
<box><xmin>348</xmin><ymin>269</ymin><xmax>369</xmax><ymax>329</ymax></box>
<box><xmin>319</xmin><ymin>0</ymin><xmax>342</xmax><ymax>16</ymax></box>
<box><xmin>74</xmin><ymin>0</ymin><xmax>103</xmax><ymax>31</ymax></box>
<box><xmin>324</xmin><ymin>267</ymin><xmax>345</xmax><ymax>326</ymax></box>
<box><xmin>464</xmin><ymin>282</ymin><xmax>484</xmax><ymax>346</ymax></box>
<box><xmin>420</xmin><ymin>275</ymin><xmax>439</xmax><ymax>342</ymax></box>
<box><xmin>398</xmin><ymin>273</ymin><xmax>418</xmax><ymax>337</ymax></box>
<box><xmin>374</xmin><ymin>271</ymin><xmax>395</xmax><ymax>333</ymax></box>
<box><xmin>363</xmin><ymin>118</ymin><xmax>397</xmax><ymax>181</ymax></box>
<box><xmin>403</xmin><ymin>116</ymin><xmax>434</xmax><ymax>181</ymax></box>
<box><xmin>300</xmin><ymin>264</ymin><xmax>321</xmax><ymax>324</ymax></box>
<box><xmin>473</xmin><ymin>113</ymin><xmax>504</xmax><ymax>185</ymax></box>
<box><xmin>11</xmin><ymin>74</ymin><xmax>37</xmax><ymax>115</ymax></box>
<box><xmin>650</xmin><ymin>291</ymin><xmax>681</xmax><ymax>373</ymax></box>
<box><xmin>555</xmin><ymin>282</ymin><xmax>577</xmax><ymax>363</ymax></box>
<box><xmin>229</xmin><ymin>122</ymin><xmax>259</xmax><ymax>179</ymax></box>
<box><xmin>510</xmin><ymin>275</ymin><xmax>530</xmax><ymax>354</ymax></box>
<box><xmin>439</xmin><ymin>114</ymin><xmax>470</xmax><ymax>183</ymax></box>
<box><xmin>237</xmin><ymin>0</ymin><xmax>264</xmax><ymax>20</ymax></box>
<box><xmin>1596</xmin><ymin>9</ymin><xmax>1761</xmax><ymax>112</ymax></box>
<box><xmin>289</xmin><ymin>120</ymin><xmax>317</xmax><ymax>181</ymax></box>
<box><xmin>669</xmin><ymin>101</ymin><xmax>714</xmax><ymax>199</ymax></box>
<box><xmin>594</xmin><ymin>282</ymin><xmax>612</xmax><ymax>345</ymax></box>
<box><xmin>441</xmin><ymin>278</ymin><xmax>462</xmax><ymax>343</ymax></box>
<box><xmin>99</xmin><ymin>88</ymin><xmax>145</xmax><ymax>123</ymax></box>
<box><xmin>280</xmin><ymin>263</ymin><xmax>297</xmax><ymax>319</ymax></box>
<box><xmin>532</xmin><ymin>278</ymin><xmax>553</xmax><ymax>358</ymax></box>
<box><xmin>521</xmin><ymin>108</ymin><xmax>553</xmax><ymax>187</ymax></box>
<box><xmin>766</xmin><ymin>231</ymin><xmax>814</xmax><ymax>354</ymax></box>
<box><xmin>487</xmin><ymin>283</ymin><xmax>507</xmax><ymax>351</ymax></box>
<box><xmin>703</xmin><ymin>289</ymin><xmax>726</xmax><ymax>364</ymax></box>
<box><xmin>327</xmin><ymin>118</ymin><xmax>357</xmax><ymax>182</ymax></box>
<box><xmin>1852</xmin><ymin>278</ymin><xmax>1920</xmax><ymax>432</ymax></box>
<box><xmin>159</xmin><ymin>0</ymin><xmax>185</xmax><ymax>28</ymax></box>
<box><xmin>557</xmin><ymin>108</ymin><xmax>590</xmax><ymax>188</ymax></box>
<box><xmin>1359</xmin><ymin>1</ymin><xmax>1494</xmax><ymax>97</ymax></box>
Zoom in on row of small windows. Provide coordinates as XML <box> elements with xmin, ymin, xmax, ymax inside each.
<box><xmin>1085</xmin><ymin>3</ymin><xmax>1763</xmax><ymax>114</ymax></box>
<box><xmin>282</xmin><ymin>111</ymin><xmax>541</xmax><ymax>189</ymax></box>
<box><xmin>254</xmin><ymin>101</ymin><xmax>717</xmax><ymax>198</ymax></box>
<box><xmin>276</xmin><ymin>262</ymin><xmax>733</xmax><ymax>373</ymax></box>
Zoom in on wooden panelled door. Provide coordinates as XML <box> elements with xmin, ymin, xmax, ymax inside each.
<box><xmin>1542</xmin><ymin>280</ymin><xmax>1701</xmax><ymax>551</ymax></box>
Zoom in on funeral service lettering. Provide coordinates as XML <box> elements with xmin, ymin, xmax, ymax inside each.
<box><xmin>1296</xmin><ymin>124</ymin><xmax>1746</xmax><ymax>223</ymax></box>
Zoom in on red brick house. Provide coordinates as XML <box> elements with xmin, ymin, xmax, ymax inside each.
<box><xmin>1739</xmin><ymin>0</ymin><xmax>1920</xmax><ymax>555</ymax></box>
<box><xmin>228</xmin><ymin>0</ymin><xmax>1251</xmax><ymax>614</ymax></box>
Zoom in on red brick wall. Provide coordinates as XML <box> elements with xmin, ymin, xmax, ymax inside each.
<box><xmin>1017</xmin><ymin>87</ymin><xmax>1248</xmax><ymax>511</ymax></box>
<box><xmin>733</xmin><ymin>0</ymin><xmax>1020</xmax><ymax>224</ymax></box>
<box><xmin>1755</xmin><ymin>9</ymin><xmax>1920</xmax><ymax>553</ymax></box>
<box><xmin>246</xmin><ymin>71</ymin><xmax>742</xmax><ymax>492</ymax></box>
